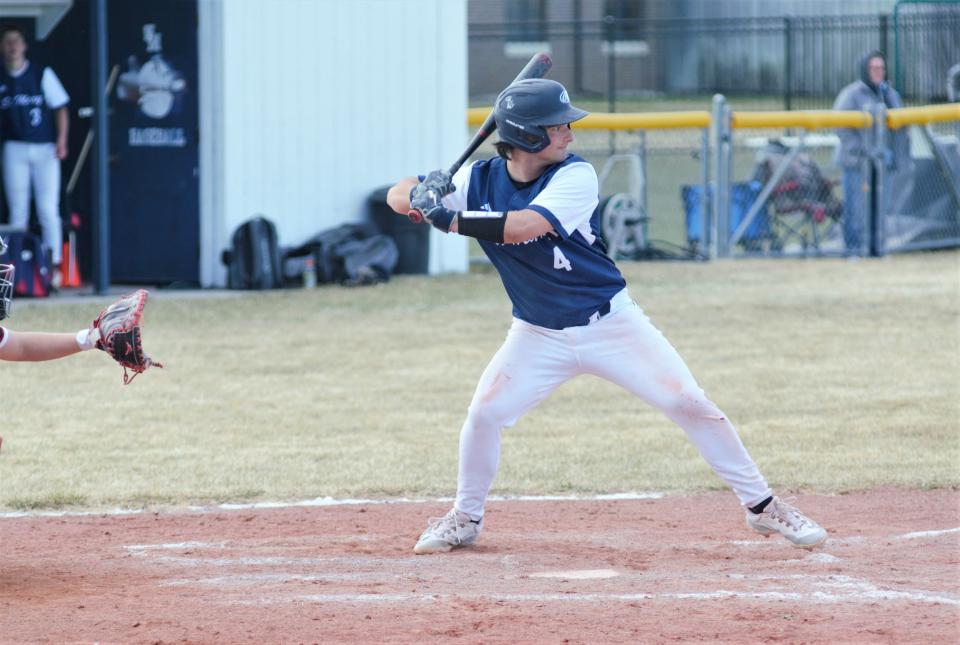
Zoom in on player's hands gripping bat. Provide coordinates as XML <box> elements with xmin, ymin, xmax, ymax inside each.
<box><xmin>409</xmin><ymin>183</ymin><xmax>459</xmax><ymax>232</ymax></box>
<box><xmin>408</xmin><ymin>169</ymin><xmax>455</xmax><ymax>216</ymax></box>
<box><xmin>408</xmin><ymin>52</ymin><xmax>553</xmax><ymax>223</ymax></box>
<box><xmin>421</xmin><ymin>169</ymin><xmax>455</xmax><ymax>197</ymax></box>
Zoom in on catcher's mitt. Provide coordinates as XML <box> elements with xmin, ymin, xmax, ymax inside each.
<box><xmin>93</xmin><ymin>289</ymin><xmax>163</xmax><ymax>384</ymax></box>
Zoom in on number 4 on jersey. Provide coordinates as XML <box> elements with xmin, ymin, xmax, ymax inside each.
<box><xmin>553</xmin><ymin>246</ymin><xmax>572</xmax><ymax>271</ymax></box>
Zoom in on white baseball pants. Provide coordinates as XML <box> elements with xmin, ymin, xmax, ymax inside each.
<box><xmin>3</xmin><ymin>141</ymin><xmax>62</xmax><ymax>264</ymax></box>
<box><xmin>455</xmin><ymin>290</ymin><xmax>772</xmax><ymax>519</ymax></box>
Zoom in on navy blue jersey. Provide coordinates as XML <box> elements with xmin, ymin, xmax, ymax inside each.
<box><xmin>445</xmin><ymin>155</ymin><xmax>626</xmax><ymax>329</ymax></box>
<box><xmin>0</xmin><ymin>62</ymin><xmax>69</xmax><ymax>143</ymax></box>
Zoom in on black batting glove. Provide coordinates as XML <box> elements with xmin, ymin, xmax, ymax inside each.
<box><xmin>421</xmin><ymin>169</ymin><xmax>455</xmax><ymax>197</ymax></box>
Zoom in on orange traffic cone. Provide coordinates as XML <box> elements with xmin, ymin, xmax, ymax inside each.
<box><xmin>60</xmin><ymin>231</ymin><xmax>82</xmax><ymax>288</ymax></box>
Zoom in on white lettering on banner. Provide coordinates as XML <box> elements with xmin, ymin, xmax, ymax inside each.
<box><xmin>128</xmin><ymin>127</ymin><xmax>187</xmax><ymax>147</ymax></box>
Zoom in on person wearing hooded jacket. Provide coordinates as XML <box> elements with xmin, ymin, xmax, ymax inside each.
<box><xmin>833</xmin><ymin>51</ymin><xmax>910</xmax><ymax>255</ymax></box>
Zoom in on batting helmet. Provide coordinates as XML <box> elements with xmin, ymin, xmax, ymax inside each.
<box><xmin>0</xmin><ymin>236</ymin><xmax>13</xmax><ymax>320</ymax></box>
<box><xmin>494</xmin><ymin>79</ymin><xmax>588</xmax><ymax>153</ymax></box>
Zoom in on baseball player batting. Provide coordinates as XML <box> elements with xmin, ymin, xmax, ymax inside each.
<box><xmin>386</xmin><ymin>78</ymin><xmax>827</xmax><ymax>554</ymax></box>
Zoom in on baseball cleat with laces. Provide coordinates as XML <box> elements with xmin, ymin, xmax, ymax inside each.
<box><xmin>746</xmin><ymin>496</ymin><xmax>827</xmax><ymax>548</ymax></box>
<box><xmin>413</xmin><ymin>508</ymin><xmax>483</xmax><ymax>554</ymax></box>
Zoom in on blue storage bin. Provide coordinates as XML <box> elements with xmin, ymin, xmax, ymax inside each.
<box><xmin>682</xmin><ymin>182</ymin><xmax>770</xmax><ymax>244</ymax></box>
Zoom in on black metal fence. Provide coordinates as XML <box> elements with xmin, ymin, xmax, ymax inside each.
<box><xmin>468</xmin><ymin>10</ymin><xmax>960</xmax><ymax>110</ymax></box>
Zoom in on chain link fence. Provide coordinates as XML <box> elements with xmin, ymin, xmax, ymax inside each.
<box><xmin>462</xmin><ymin>111</ymin><xmax>709</xmax><ymax>261</ymax></box>
<box><xmin>880</xmin><ymin>107</ymin><xmax>960</xmax><ymax>253</ymax></box>
<box><xmin>464</xmin><ymin>100</ymin><xmax>959</xmax><ymax>262</ymax></box>
<box><xmin>711</xmin><ymin>99</ymin><xmax>960</xmax><ymax>258</ymax></box>
<box><xmin>578</xmin><ymin>124</ymin><xmax>710</xmax><ymax>260</ymax></box>
<box><xmin>723</xmin><ymin>131</ymin><xmax>848</xmax><ymax>258</ymax></box>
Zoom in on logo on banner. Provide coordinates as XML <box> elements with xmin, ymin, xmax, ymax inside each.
<box><xmin>117</xmin><ymin>23</ymin><xmax>188</xmax><ymax>146</ymax></box>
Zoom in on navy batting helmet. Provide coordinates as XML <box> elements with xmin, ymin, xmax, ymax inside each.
<box><xmin>494</xmin><ymin>79</ymin><xmax>588</xmax><ymax>153</ymax></box>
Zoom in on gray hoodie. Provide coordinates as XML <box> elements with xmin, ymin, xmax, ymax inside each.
<box><xmin>833</xmin><ymin>51</ymin><xmax>909</xmax><ymax>170</ymax></box>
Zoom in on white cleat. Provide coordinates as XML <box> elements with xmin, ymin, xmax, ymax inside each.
<box><xmin>746</xmin><ymin>496</ymin><xmax>827</xmax><ymax>549</ymax></box>
<box><xmin>413</xmin><ymin>508</ymin><xmax>483</xmax><ymax>555</ymax></box>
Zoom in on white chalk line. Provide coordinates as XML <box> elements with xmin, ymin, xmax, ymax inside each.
<box><xmin>125</xmin><ymin>540</ymin><xmax>227</xmax><ymax>552</ymax></box>
<box><xmin>162</xmin><ymin>573</ymin><xmax>374</xmax><ymax>587</ymax></box>
<box><xmin>118</xmin><ymin>521</ymin><xmax>959</xmax><ymax>563</ymax></box>
<box><xmin>130</xmin><ymin>552</ymin><xmax>522</xmax><ymax>571</ymax></box>
<box><xmin>148</xmin><ymin>555</ymin><xmax>415</xmax><ymax>568</ymax></box>
<box><xmin>211</xmin><ymin>491</ymin><xmax>664</xmax><ymax>511</ymax></box>
<box><xmin>0</xmin><ymin>507</ymin><xmax>146</xmax><ymax>519</ymax></box>
<box><xmin>267</xmin><ymin>572</ymin><xmax>949</xmax><ymax>606</ymax></box>
<box><xmin>237</xmin><ymin>584</ymin><xmax>960</xmax><ymax>606</ymax></box>
<box><xmin>730</xmin><ymin>531</ymin><xmax>950</xmax><ymax>549</ymax></box>
<box><xmin>167</xmin><ymin>576</ymin><xmax>960</xmax><ymax>606</ymax></box>
<box><xmin>529</xmin><ymin>569</ymin><xmax>620</xmax><ymax>580</ymax></box>
<box><xmin>0</xmin><ymin>491</ymin><xmax>664</xmax><ymax>519</ymax></box>
<box><xmin>129</xmin><ymin>541</ymin><xmax>960</xmax><ymax>608</ymax></box>
<box><xmin>897</xmin><ymin>527</ymin><xmax>960</xmax><ymax>540</ymax></box>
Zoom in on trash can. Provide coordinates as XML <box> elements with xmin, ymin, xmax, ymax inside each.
<box><xmin>367</xmin><ymin>185</ymin><xmax>430</xmax><ymax>275</ymax></box>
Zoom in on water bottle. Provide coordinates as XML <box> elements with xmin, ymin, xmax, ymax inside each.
<box><xmin>303</xmin><ymin>256</ymin><xmax>317</xmax><ymax>289</ymax></box>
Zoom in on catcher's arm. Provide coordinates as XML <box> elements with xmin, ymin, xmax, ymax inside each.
<box><xmin>0</xmin><ymin>328</ymin><xmax>100</xmax><ymax>362</ymax></box>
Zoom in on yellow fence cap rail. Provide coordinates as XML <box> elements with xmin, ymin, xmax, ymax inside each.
<box><xmin>731</xmin><ymin>110</ymin><xmax>872</xmax><ymax>130</ymax></box>
<box><xmin>579</xmin><ymin>111</ymin><xmax>711</xmax><ymax>130</ymax></box>
<box><xmin>466</xmin><ymin>107</ymin><xmax>493</xmax><ymax>126</ymax></box>
<box><xmin>887</xmin><ymin>104</ymin><xmax>960</xmax><ymax>129</ymax></box>
<box><xmin>467</xmin><ymin>107</ymin><xmax>711</xmax><ymax>130</ymax></box>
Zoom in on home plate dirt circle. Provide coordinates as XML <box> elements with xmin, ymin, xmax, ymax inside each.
<box><xmin>0</xmin><ymin>488</ymin><xmax>957</xmax><ymax>642</ymax></box>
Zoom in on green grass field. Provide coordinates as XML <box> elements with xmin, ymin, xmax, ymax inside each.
<box><xmin>1</xmin><ymin>251</ymin><xmax>957</xmax><ymax>511</ymax></box>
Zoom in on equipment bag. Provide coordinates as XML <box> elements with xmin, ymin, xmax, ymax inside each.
<box><xmin>3</xmin><ymin>230</ymin><xmax>52</xmax><ymax>297</ymax></box>
<box><xmin>312</xmin><ymin>224</ymin><xmax>373</xmax><ymax>284</ymax></box>
<box><xmin>333</xmin><ymin>234</ymin><xmax>399</xmax><ymax>286</ymax></box>
<box><xmin>285</xmin><ymin>223</ymin><xmax>399</xmax><ymax>286</ymax></box>
<box><xmin>221</xmin><ymin>216</ymin><xmax>283</xmax><ymax>290</ymax></box>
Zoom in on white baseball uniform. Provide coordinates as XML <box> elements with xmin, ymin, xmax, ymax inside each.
<box><xmin>0</xmin><ymin>61</ymin><xmax>69</xmax><ymax>265</ymax></box>
<box><xmin>441</xmin><ymin>154</ymin><xmax>773</xmax><ymax>519</ymax></box>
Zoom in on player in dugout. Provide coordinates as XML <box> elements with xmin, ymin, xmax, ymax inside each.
<box><xmin>387</xmin><ymin>78</ymin><xmax>827</xmax><ymax>555</ymax></box>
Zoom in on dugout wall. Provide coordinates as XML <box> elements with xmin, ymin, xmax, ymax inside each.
<box><xmin>198</xmin><ymin>0</ymin><xmax>470</xmax><ymax>287</ymax></box>
<box><xmin>3</xmin><ymin>0</ymin><xmax>470</xmax><ymax>288</ymax></box>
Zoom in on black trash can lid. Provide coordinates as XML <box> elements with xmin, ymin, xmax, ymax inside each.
<box><xmin>368</xmin><ymin>185</ymin><xmax>391</xmax><ymax>204</ymax></box>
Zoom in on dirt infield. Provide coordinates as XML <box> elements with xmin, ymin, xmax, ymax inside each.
<box><xmin>1</xmin><ymin>488</ymin><xmax>957</xmax><ymax>644</ymax></box>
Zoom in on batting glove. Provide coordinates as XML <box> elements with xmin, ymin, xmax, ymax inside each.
<box><xmin>410</xmin><ymin>188</ymin><xmax>456</xmax><ymax>232</ymax></box>
<box><xmin>421</xmin><ymin>169</ymin><xmax>455</xmax><ymax>197</ymax></box>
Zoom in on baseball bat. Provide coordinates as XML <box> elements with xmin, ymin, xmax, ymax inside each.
<box><xmin>408</xmin><ymin>52</ymin><xmax>553</xmax><ymax>223</ymax></box>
